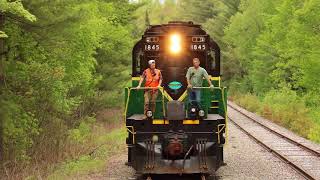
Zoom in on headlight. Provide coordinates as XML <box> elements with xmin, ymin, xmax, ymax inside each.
<box><xmin>146</xmin><ymin>110</ymin><xmax>153</xmax><ymax>118</ymax></box>
<box><xmin>199</xmin><ymin>110</ymin><xmax>205</xmax><ymax>117</ymax></box>
<box><xmin>169</xmin><ymin>34</ymin><xmax>181</xmax><ymax>54</ymax></box>
<box><xmin>190</xmin><ymin>107</ymin><xmax>196</xmax><ymax>113</ymax></box>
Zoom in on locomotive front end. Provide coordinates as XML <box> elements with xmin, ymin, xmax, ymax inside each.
<box><xmin>125</xmin><ymin>21</ymin><xmax>227</xmax><ymax>179</ymax></box>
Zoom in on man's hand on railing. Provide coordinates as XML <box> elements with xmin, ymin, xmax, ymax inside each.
<box><xmin>192</xmin><ymin>86</ymin><xmax>218</xmax><ymax>89</ymax></box>
<box><xmin>187</xmin><ymin>85</ymin><xmax>215</xmax><ymax>89</ymax></box>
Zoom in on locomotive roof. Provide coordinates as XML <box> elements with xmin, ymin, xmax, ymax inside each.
<box><xmin>144</xmin><ymin>21</ymin><xmax>207</xmax><ymax>36</ymax></box>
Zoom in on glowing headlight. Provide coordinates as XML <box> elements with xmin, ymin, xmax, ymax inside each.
<box><xmin>169</xmin><ymin>34</ymin><xmax>181</xmax><ymax>54</ymax></box>
<box><xmin>190</xmin><ymin>107</ymin><xmax>196</xmax><ymax>113</ymax></box>
<box><xmin>199</xmin><ymin>110</ymin><xmax>205</xmax><ymax>117</ymax></box>
<box><xmin>146</xmin><ymin>110</ymin><xmax>153</xmax><ymax>118</ymax></box>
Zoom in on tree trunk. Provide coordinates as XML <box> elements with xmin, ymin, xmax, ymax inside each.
<box><xmin>0</xmin><ymin>13</ymin><xmax>5</xmax><ymax>161</ymax></box>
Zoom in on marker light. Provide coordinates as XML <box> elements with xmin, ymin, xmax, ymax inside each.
<box><xmin>146</xmin><ymin>110</ymin><xmax>153</xmax><ymax>118</ymax></box>
<box><xmin>199</xmin><ymin>110</ymin><xmax>205</xmax><ymax>117</ymax></box>
<box><xmin>169</xmin><ymin>34</ymin><xmax>181</xmax><ymax>54</ymax></box>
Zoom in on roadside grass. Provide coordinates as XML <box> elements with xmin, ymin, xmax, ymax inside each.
<box><xmin>46</xmin><ymin>128</ymin><xmax>126</xmax><ymax>180</ymax></box>
<box><xmin>230</xmin><ymin>90</ymin><xmax>320</xmax><ymax>143</ymax></box>
<box><xmin>16</xmin><ymin>107</ymin><xmax>126</xmax><ymax>180</ymax></box>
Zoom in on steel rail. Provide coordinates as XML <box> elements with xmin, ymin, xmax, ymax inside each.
<box><xmin>228</xmin><ymin>104</ymin><xmax>319</xmax><ymax>180</ymax></box>
<box><xmin>228</xmin><ymin>103</ymin><xmax>320</xmax><ymax>157</ymax></box>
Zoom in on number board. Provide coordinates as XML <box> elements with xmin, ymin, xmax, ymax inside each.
<box><xmin>145</xmin><ymin>44</ymin><xmax>160</xmax><ymax>51</ymax></box>
<box><xmin>191</xmin><ymin>44</ymin><xmax>206</xmax><ymax>51</ymax></box>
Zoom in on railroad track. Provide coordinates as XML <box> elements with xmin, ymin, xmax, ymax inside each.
<box><xmin>227</xmin><ymin>102</ymin><xmax>320</xmax><ymax>180</ymax></box>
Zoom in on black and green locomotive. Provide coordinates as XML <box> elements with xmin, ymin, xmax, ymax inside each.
<box><xmin>125</xmin><ymin>21</ymin><xmax>227</xmax><ymax>179</ymax></box>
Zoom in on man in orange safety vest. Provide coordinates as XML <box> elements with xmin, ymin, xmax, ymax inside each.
<box><xmin>137</xmin><ymin>60</ymin><xmax>162</xmax><ymax>117</ymax></box>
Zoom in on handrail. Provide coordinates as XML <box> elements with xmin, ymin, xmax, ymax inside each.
<box><xmin>124</xmin><ymin>87</ymin><xmax>166</xmax><ymax>120</ymax></box>
<box><xmin>130</xmin><ymin>87</ymin><xmax>161</xmax><ymax>90</ymax></box>
<box><xmin>188</xmin><ymin>86</ymin><xmax>217</xmax><ymax>89</ymax></box>
<box><xmin>190</xmin><ymin>86</ymin><xmax>228</xmax><ymax>144</ymax></box>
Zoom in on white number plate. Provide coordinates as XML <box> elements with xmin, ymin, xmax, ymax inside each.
<box><xmin>191</xmin><ymin>44</ymin><xmax>206</xmax><ymax>51</ymax></box>
<box><xmin>145</xmin><ymin>44</ymin><xmax>160</xmax><ymax>51</ymax></box>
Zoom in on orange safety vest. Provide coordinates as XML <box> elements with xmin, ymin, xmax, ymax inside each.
<box><xmin>144</xmin><ymin>68</ymin><xmax>161</xmax><ymax>87</ymax></box>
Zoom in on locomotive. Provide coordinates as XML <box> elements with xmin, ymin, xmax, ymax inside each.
<box><xmin>125</xmin><ymin>21</ymin><xmax>227</xmax><ymax>180</ymax></box>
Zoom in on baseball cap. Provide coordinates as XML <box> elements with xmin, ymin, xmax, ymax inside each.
<box><xmin>148</xmin><ymin>60</ymin><xmax>155</xmax><ymax>65</ymax></box>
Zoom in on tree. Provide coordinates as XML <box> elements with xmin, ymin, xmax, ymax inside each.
<box><xmin>0</xmin><ymin>0</ymin><xmax>36</xmax><ymax>162</ymax></box>
<box><xmin>177</xmin><ymin>0</ymin><xmax>215</xmax><ymax>23</ymax></box>
<box><xmin>145</xmin><ymin>10</ymin><xmax>150</xmax><ymax>27</ymax></box>
<box><xmin>0</xmin><ymin>0</ymin><xmax>136</xmax><ymax>163</ymax></box>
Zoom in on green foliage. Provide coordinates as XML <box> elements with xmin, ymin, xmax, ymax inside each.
<box><xmin>47</xmin><ymin>128</ymin><xmax>126</xmax><ymax>179</ymax></box>
<box><xmin>132</xmin><ymin>0</ymin><xmax>179</xmax><ymax>37</ymax></box>
<box><xmin>95</xmin><ymin>91</ymin><xmax>124</xmax><ymax>109</ymax></box>
<box><xmin>308</xmin><ymin>124</ymin><xmax>320</xmax><ymax>143</ymax></box>
<box><xmin>225</xmin><ymin>0</ymin><xmax>320</xmax><ymax>142</ymax></box>
<box><xmin>263</xmin><ymin>89</ymin><xmax>312</xmax><ymax>137</ymax></box>
<box><xmin>68</xmin><ymin>117</ymin><xmax>95</xmax><ymax>144</ymax></box>
<box><xmin>0</xmin><ymin>31</ymin><xmax>8</xmax><ymax>38</ymax></box>
<box><xmin>0</xmin><ymin>97</ymin><xmax>39</xmax><ymax>161</ymax></box>
<box><xmin>0</xmin><ymin>0</ymin><xmax>36</xmax><ymax>37</ymax></box>
<box><xmin>0</xmin><ymin>0</ymin><xmax>136</xmax><ymax>167</ymax></box>
<box><xmin>0</xmin><ymin>0</ymin><xmax>36</xmax><ymax>22</ymax></box>
<box><xmin>234</xmin><ymin>93</ymin><xmax>262</xmax><ymax>113</ymax></box>
<box><xmin>177</xmin><ymin>0</ymin><xmax>215</xmax><ymax>24</ymax></box>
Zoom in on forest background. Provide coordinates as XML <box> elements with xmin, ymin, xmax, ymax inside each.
<box><xmin>0</xmin><ymin>0</ymin><xmax>319</xmax><ymax>178</ymax></box>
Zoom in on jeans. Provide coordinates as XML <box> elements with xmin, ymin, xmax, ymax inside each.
<box><xmin>188</xmin><ymin>89</ymin><xmax>201</xmax><ymax>107</ymax></box>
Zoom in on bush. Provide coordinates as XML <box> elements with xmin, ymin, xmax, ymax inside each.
<box><xmin>0</xmin><ymin>97</ymin><xmax>39</xmax><ymax>161</ymax></box>
<box><xmin>95</xmin><ymin>90</ymin><xmax>124</xmax><ymax>109</ymax></box>
<box><xmin>308</xmin><ymin>125</ymin><xmax>320</xmax><ymax>143</ymax></box>
<box><xmin>47</xmin><ymin>128</ymin><xmax>126</xmax><ymax>179</ymax></box>
<box><xmin>263</xmin><ymin>88</ymin><xmax>312</xmax><ymax>137</ymax></box>
<box><xmin>308</xmin><ymin>108</ymin><xmax>320</xmax><ymax>143</ymax></box>
<box><xmin>233</xmin><ymin>93</ymin><xmax>262</xmax><ymax>114</ymax></box>
<box><xmin>68</xmin><ymin>117</ymin><xmax>96</xmax><ymax>144</ymax></box>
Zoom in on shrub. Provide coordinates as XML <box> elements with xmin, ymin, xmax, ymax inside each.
<box><xmin>233</xmin><ymin>93</ymin><xmax>262</xmax><ymax>113</ymax></box>
<box><xmin>263</xmin><ymin>88</ymin><xmax>312</xmax><ymax>137</ymax></box>
<box><xmin>0</xmin><ymin>97</ymin><xmax>39</xmax><ymax>161</ymax></box>
<box><xmin>308</xmin><ymin>125</ymin><xmax>320</xmax><ymax>143</ymax></box>
<box><xmin>308</xmin><ymin>108</ymin><xmax>320</xmax><ymax>143</ymax></box>
<box><xmin>68</xmin><ymin>117</ymin><xmax>96</xmax><ymax>144</ymax></box>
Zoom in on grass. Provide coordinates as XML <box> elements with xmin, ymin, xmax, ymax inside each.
<box><xmin>46</xmin><ymin>128</ymin><xmax>126</xmax><ymax>180</ymax></box>
<box><xmin>10</xmin><ymin>107</ymin><xmax>127</xmax><ymax>180</ymax></box>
